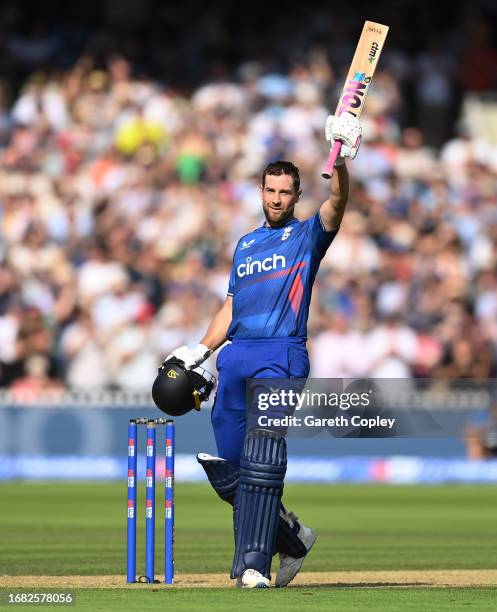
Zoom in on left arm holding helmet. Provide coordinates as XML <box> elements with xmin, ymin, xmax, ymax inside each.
<box><xmin>319</xmin><ymin>114</ymin><xmax>361</xmax><ymax>231</ymax></box>
<box><xmin>153</xmin><ymin>297</ymin><xmax>232</xmax><ymax>415</ymax></box>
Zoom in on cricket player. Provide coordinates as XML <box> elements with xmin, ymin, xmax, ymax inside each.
<box><xmin>168</xmin><ymin>113</ymin><xmax>361</xmax><ymax>587</ymax></box>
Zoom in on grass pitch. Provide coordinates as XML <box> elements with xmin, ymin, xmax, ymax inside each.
<box><xmin>0</xmin><ymin>482</ymin><xmax>496</xmax><ymax>609</ymax></box>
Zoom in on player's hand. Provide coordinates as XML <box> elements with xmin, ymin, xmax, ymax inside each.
<box><xmin>166</xmin><ymin>344</ymin><xmax>212</xmax><ymax>370</ymax></box>
<box><xmin>325</xmin><ymin>114</ymin><xmax>362</xmax><ymax>165</ymax></box>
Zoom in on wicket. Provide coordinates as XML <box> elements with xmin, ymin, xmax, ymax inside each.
<box><xmin>127</xmin><ymin>417</ymin><xmax>175</xmax><ymax>584</ymax></box>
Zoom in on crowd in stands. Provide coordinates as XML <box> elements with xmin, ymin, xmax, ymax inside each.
<box><xmin>1</xmin><ymin>6</ymin><xmax>497</xmax><ymax>394</ymax></box>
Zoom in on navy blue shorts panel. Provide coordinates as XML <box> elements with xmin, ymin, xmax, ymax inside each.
<box><xmin>211</xmin><ymin>338</ymin><xmax>309</xmax><ymax>467</ymax></box>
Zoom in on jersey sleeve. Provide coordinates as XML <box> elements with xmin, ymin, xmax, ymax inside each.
<box><xmin>227</xmin><ymin>264</ymin><xmax>235</xmax><ymax>296</ymax></box>
<box><xmin>307</xmin><ymin>212</ymin><xmax>340</xmax><ymax>260</ymax></box>
<box><xmin>227</xmin><ymin>237</ymin><xmax>243</xmax><ymax>296</ymax></box>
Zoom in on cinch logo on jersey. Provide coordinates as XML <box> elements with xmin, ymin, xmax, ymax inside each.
<box><xmin>236</xmin><ymin>254</ymin><xmax>286</xmax><ymax>278</ymax></box>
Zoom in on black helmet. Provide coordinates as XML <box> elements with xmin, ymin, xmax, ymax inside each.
<box><xmin>152</xmin><ymin>357</ymin><xmax>216</xmax><ymax>417</ymax></box>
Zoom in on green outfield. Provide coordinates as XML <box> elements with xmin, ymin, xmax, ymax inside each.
<box><xmin>1</xmin><ymin>483</ymin><xmax>496</xmax><ymax>610</ymax></box>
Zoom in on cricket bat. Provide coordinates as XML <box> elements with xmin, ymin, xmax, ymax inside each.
<box><xmin>322</xmin><ymin>20</ymin><xmax>389</xmax><ymax>179</ymax></box>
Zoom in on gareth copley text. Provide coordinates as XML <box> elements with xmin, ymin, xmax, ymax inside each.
<box><xmin>257</xmin><ymin>414</ymin><xmax>396</xmax><ymax>429</ymax></box>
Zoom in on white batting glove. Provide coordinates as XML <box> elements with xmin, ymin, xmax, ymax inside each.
<box><xmin>325</xmin><ymin>114</ymin><xmax>362</xmax><ymax>165</ymax></box>
<box><xmin>166</xmin><ymin>344</ymin><xmax>212</xmax><ymax>370</ymax></box>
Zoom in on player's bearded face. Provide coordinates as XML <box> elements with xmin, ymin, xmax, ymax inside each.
<box><xmin>261</xmin><ymin>174</ymin><xmax>301</xmax><ymax>227</ymax></box>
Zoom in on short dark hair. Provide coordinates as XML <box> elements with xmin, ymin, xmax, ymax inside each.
<box><xmin>262</xmin><ymin>160</ymin><xmax>300</xmax><ymax>192</ymax></box>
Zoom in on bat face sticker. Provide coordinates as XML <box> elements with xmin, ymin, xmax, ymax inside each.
<box><xmin>322</xmin><ymin>20</ymin><xmax>389</xmax><ymax>178</ymax></box>
<box><xmin>337</xmin><ymin>74</ymin><xmax>371</xmax><ymax>117</ymax></box>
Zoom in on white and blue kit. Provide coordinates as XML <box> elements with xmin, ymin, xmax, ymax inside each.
<box><xmin>212</xmin><ymin>213</ymin><xmax>339</xmax><ymax>467</ymax></box>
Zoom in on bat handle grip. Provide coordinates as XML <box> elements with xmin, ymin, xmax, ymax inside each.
<box><xmin>321</xmin><ymin>140</ymin><xmax>342</xmax><ymax>179</ymax></box>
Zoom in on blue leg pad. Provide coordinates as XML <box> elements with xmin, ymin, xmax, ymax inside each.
<box><xmin>197</xmin><ymin>453</ymin><xmax>239</xmax><ymax>503</ymax></box>
<box><xmin>230</xmin><ymin>429</ymin><xmax>287</xmax><ymax>579</ymax></box>
<box><xmin>197</xmin><ymin>452</ymin><xmax>307</xmax><ymax>559</ymax></box>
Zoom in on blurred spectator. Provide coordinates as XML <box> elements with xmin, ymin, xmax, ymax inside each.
<box><xmin>310</xmin><ymin>313</ymin><xmax>370</xmax><ymax>378</ymax></box>
<box><xmin>464</xmin><ymin>402</ymin><xmax>497</xmax><ymax>459</ymax></box>
<box><xmin>368</xmin><ymin>314</ymin><xmax>418</xmax><ymax>378</ymax></box>
<box><xmin>60</xmin><ymin>309</ymin><xmax>111</xmax><ymax>388</ymax></box>
<box><xmin>10</xmin><ymin>353</ymin><xmax>63</xmax><ymax>402</ymax></box>
<box><xmin>460</xmin><ymin>20</ymin><xmax>497</xmax><ymax>92</ymax></box>
<box><xmin>415</xmin><ymin>38</ymin><xmax>457</xmax><ymax>149</ymax></box>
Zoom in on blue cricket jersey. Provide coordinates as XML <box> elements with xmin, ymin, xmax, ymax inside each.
<box><xmin>226</xmin><ymin>213</ymin><xmax>339</xmax><ymax>339</ymax></box>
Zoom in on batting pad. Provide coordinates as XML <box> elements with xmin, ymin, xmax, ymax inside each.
<box><xmin>197</xmin><ymin>453</ymin><xmax>239</xmax><ymax>503</ymax></box>
<box><xmin>198</xmin><ymin>453</ymin><xmax>307</xmax><ymax>559</ymax></box>
<box><xmin>231</xmin><ymin>429</ymin><xmax>287</xmax><ymax>579</ymax></box>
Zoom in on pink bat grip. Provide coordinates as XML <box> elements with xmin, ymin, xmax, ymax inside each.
<box><xmin>321</xmin><ymin>140</ymin><xmax>342</xmax><ymax>179</ymax></box>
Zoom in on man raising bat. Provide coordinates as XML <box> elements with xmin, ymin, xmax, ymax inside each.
<box><xmin>156</xmin><ymin>18</ymin><xmax>389</xmax><ymax>589</ymax></box>
<box><xmin>161</xmin><ymin>110</ymin><xmax>361</xmax><ymax>587</ymax></box>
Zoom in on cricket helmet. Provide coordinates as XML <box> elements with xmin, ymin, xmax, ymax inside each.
<box><xmin>152</xmin><ymin>357</ymin><xmax>216</xmax><ymax>417</ymax></box>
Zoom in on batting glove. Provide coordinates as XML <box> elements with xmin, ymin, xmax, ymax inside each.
<box><xmin>166</xmin><ymin>344</ymin><xmax>212</xmax><ymax>370</ymax></box>
<box><xmin>325</xmin><ymin>114</ymin><xmax>362</xmax><ymax>165</ymax></box>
